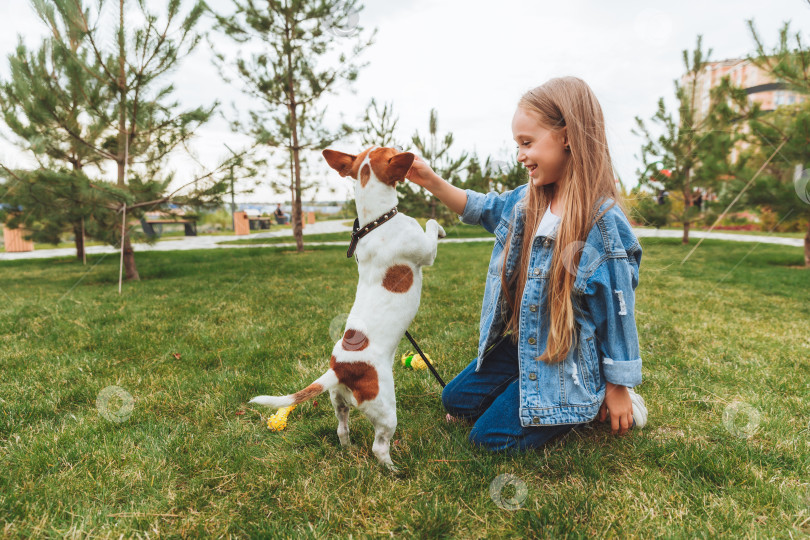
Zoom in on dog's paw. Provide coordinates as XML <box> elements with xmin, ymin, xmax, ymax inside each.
<box><xmin>427</xmin><ymin>219</ymin><xmax>446</xmax><ymax>239</ymax></box>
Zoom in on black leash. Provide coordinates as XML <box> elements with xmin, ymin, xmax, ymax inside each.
<box><xmin>405</xmin><ymin>330</ymin><xmax>446</xmax><ymax>388</ymax></box>
<box><xmin>345</xmin><ymin>207</ymin><xmax>446</xmax><ymax>388</ymax></box>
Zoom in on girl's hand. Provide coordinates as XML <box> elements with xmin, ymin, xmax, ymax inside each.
<box><xmin>405</xmin><ymin>155</ymin><xmax>439</xmax><ymax>189</ymax></box>
<box><xmin>404</xmin><ymin>156</ymin><xmax>468</xmax><ymax>215</ymax></box>
<box><xmin>598</xmin><ymin>382</ymin><xmax>633</xmax><ymax>435</ymax></box>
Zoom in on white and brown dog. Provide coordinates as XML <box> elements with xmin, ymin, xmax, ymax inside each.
<box><xmin>250</xmin><ymin>146</ymin><xmax>445</xmax><ymax>469</ymax></box>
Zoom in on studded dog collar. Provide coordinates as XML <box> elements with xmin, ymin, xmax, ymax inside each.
<box><xmin>347</xmin><ymin>207</ymin><xmax>398</xmax><ymax>258</ymax></box>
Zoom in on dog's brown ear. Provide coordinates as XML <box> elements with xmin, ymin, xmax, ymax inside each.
<box><xmin>322</xmin><ymin>149</ymin><xmax>357</xmax><ymax>178</ymax></box>
<box><xmin>385</xmin><ymin>152</ymin><xmax>415</xmax><ymax>184</ymax></box>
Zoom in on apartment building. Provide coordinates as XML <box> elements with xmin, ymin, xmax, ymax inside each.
<box><xmin>682</xmin><ymin>57</ymin><xmax>806</xmax><ymax>124</ymax></box>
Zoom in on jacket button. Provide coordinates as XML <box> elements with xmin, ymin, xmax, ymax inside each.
<box><xmin>533</xmin><ymin>268</ymin><xmax>540</xmax><ymax>276</ymax></box>
<box><xmin>528</xmin><ymin>337</ymin><xmax>536</xmax><ymax>345</ymax></box>
<box><xmin>529</xmin><ymin>304</ymin><xmax>537</xmax><ymax>312</ymax></box>
<box><xmin>543</xmin><ymin>239</ymin><xmax>551</xmax><ymax>247</ymax></box>
<box><xmin>528</xmin><ymin>373</ymin><xmax>537</xmax><ymax>380</ymax></box>
<box><xmin>532</xmin><ymin>416</ymin><xmax>540</xmax><ymax>424</ymax></box>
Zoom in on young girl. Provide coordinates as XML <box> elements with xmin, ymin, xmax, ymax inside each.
<box><xmin>405</xmin><ymin>76</ymin><xmax>647</xmax><ymax>452</ymax></box>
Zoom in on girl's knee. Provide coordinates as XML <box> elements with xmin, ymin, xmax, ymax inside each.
<box><xmin>441</xmin><ymin>380</ymin><xmax>482</xmax><ymax>421</ymax></box>
<box><xmin>468</xmin><ymin>426</ymin><xmax>490</xmax><ymax>450</ymax></box>
<box><xmin>468</xmin><ymin>425</ymin><xmax>515</xmax><ymax>453</ymax></box>
<box><xmin>469</xmin><ymin>423</ymin><xmax>576</xmax><ymax>453</ymax></box>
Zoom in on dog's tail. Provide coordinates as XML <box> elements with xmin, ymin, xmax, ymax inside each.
<box><xmin>249</xmin><ymin>369</ymin><xmax>339</xmax><ymax>409</ymax></box>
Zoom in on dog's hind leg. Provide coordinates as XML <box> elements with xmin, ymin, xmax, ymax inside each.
<box><xmin>330</xmin><ymin>388</ymin><xmax>351</xmax><ymax>447</ymax></box>
<box><xmin>371</xmin><ymin>410</ymin><xmax>398</xmax><ymax>471</ymax></box>
<box><xmin>363</xmin><ymin>395</ymin><xmax>398</xmax><ymax>471</ymax></box>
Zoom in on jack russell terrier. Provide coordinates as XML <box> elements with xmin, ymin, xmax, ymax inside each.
<box><xmin>250</xmin><ymin>146</ymin><xmax>445</xmax><ymax>470</ymax></box>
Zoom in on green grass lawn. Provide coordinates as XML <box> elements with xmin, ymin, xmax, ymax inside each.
<box><xmin>0</xmin><ymin>237</ymin><xmax>808</xmax><ymax>537</ymax></box>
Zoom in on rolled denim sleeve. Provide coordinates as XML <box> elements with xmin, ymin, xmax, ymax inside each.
<box><xmin>459</xmin><ymin>188</ymin><xmax>513</xmax><ymax>234</ymax></box>
<box><xmin>583</xmin><ymin>251</ymin><xmax>643</xmax><ymax>387</ymax></box>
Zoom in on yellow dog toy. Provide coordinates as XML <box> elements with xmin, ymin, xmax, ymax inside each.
<box><xmin>400</xmin><ymin>351</ymin><xmax>436</xmax><ymax>370</ymax></box>
<box><xmin>266</xmin><ymin>404</ymin><xmax>297</xmax><ymax>431</ymax></box>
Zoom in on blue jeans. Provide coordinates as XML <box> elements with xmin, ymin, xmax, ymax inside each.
<box><xmin>442</xmin><ymin>335</ymin><xmax>587</xmax><ymax>452</ymax></box>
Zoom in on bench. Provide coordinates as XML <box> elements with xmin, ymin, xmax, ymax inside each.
<box><xmin>248</xmin><ymin>216</ymin><xmax>273</xmax><ymax>231</ymax></box>
<box><xmin>140</xmin><ymin>218</ymin><xmax>197</xmax><ymax>238</ymax></box>
<box><xmin>233</xmin><ymin>211</ymin><xmax>274</xmax><ymax>235</ymax></box>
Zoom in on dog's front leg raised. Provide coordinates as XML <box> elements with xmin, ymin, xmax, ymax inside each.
<box><xmin>392</xmin><ymin>219</ymin><xmax>445</xmax><ymax>267</ymax></box>
<box><xmin>419</xmin><ymin>219</ymin><xmax>446</xmax><ymax>266</ymax></box>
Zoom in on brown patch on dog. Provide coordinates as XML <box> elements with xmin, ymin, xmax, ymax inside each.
<box><xmin>342</xmin><ymin>329</ymin><xmax>369</xmax><ymax>351</ymax></box>
<box><xmin>369</xmin><ymin>147</ymin><xmax>415</xmax><ymax>186</ymax></box>
<box><xmin>360</xmin><ymin>164</ymin><xmax>371</xmax><ymax>187</ymax></box>
<box><xmin>292</xmin><ymin>383</ymin><xmax>323</xmax><ymax>404</ymax></box>
<box><xmin>382</xmin><ymin>264</ymin><xmax>414</xmax><ymax>293</ymax></box>
<box><xmin>330</xmin><ymin>360</ymin><xmax>379</xmax><ymax>403</ymax></box>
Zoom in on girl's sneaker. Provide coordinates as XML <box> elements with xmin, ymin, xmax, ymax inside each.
<box><xmin>628</xmin><ymin>388</ymin><xmax>647</xmax><ymax>429</ymax></box>
<box><xmin>603</xmin><ymin>388</ymin><xmax>648</xmax><ymax>429</ymax></box>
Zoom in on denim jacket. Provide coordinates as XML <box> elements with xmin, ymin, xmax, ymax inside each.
<box><xmin>459</xmin><ymin>184</ymin><xmax>643</xmax><ymax>427</ymax></box>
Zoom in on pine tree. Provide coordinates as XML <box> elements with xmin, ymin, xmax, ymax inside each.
<box><xmin>211</xmin><ymin>0</ymin><xmax>375</xmax><ymax>253</ymax></box>
<box><xmin>0</xmin><ymin>167</ymin><xmax>129</xmax><ymax>258</ymax></box>
<box><xmin>462</xmin><ymin>153</ymin><xmax>526</xmax><ymax>195</ymax></box>
<box><xmin>746</xmin><ymin>19</ymin><xmax>810</xmax><ymax>265</ymax></box>
<box><xmin>407</xmin><ymin>108</ymin><xmax>467</xmax><ymax>225</ymax></box>
<box><xmin>633</xmin><ymin>35</ymin><xmax>753</xmax><ymax>243</ymax></box>
<box><xmin>26</xmin><ymin>0</ymin><xmax>216</xmax><ymax>280</ymax></box>
<box><xmin>0</xmin><ymin>34</ymin><xmax>108</xmax><ymax>259</ymax></box>
<box><xmin>747</xmin><ymin>20</ymin><xmax>810</xmax><ymax>94</ymax></box>
<box><xmin>360</xmin><ymin>99</ymin><xmax>401</xmax><ymax>148</ymax></box>
<box><xmin>737</xmin><ymin>100</ymin><xmax>810</xmax><ymax>265</ymax></box>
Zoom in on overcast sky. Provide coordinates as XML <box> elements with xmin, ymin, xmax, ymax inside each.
<box><xmin>1</xmin><ymin>0</ymin><xmax>809</xmax><ymax>204</ymax></box>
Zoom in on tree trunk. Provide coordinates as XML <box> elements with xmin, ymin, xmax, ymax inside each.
<box><xmin>289</xmin><ymin>151</ymin><xmax>296</xmax><ymax>235</ymax></box>
<box><xmin>292</xmin><ymin>159</ymin><xmax>304</xmax><ymax>252</ymax></box>
<box><xmin>293</xmin><ymin>173</ymin><xmax>304</xmax><ymax>253</ymax></box>
<box><xmin>682</xmin><ymin>174</ymin><xmax>692</xmax><ymax>244</ymax></box>
<box><xmin>290</xmin><ymin>139</ymin><xmax>303</xmax><ymax>252</ymax></box>
<box><xmin>805</xmin><ymin>221</ymin><xmax>810</xmax><ymax>267</ymax></box>
<box><xmin>430</xmin><ymin>126</ymin><xmax>437</xmax><ymax>221</ymax></box>
<box><xmin>117</xmin><ymin>0</ymin><xmax>127</xmax><ymax>191</ymax></box>
<box><xmin>285</xmin><ymin>13</ymin><xmax>304</xmax><ymax>253</ymax></box>
<box><xmin>120</xmin><ymin>209</ymin><xmax>139</xmax><ymax>281</ymax></box>
<box><xmin>73</xmin><ymin>222</ymin><xmax>85</xmax><ymax>261</ymax></box>
<box><xmin>289</xmin><ymin>135</ymin><xmax>303</xmax><ymax>252</ymax></box>
<box><xmin>123</xmin><ymin>234</ymin><xmax>139</xmax><ymax>280</ymax></box>
<box><xmin>71</xmin><ymin>160</ymin><xmax>86</xmax><ymax>264</ymax></box>
<box><xmin>116</xmin><ymin>0</ymin><xmax>138</xmax><ymax>280</ymax></box>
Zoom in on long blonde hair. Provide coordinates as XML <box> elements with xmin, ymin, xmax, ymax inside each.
<box><xmin>501</xmin><ymin>76</ymin><xmax>628</xmax><ymax>363</ymax></box>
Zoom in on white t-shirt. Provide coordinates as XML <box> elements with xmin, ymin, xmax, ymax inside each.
<box><xmin>534</xmin><ymin>206</ymin><xmax>561</xmax><ymax>239</ymax></box>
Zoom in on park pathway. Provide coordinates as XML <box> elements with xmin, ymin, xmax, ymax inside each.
<box><xmin>0</xmin><ymin>220</ymin><xmax>804</xmax><ymax>261</ymax></box>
